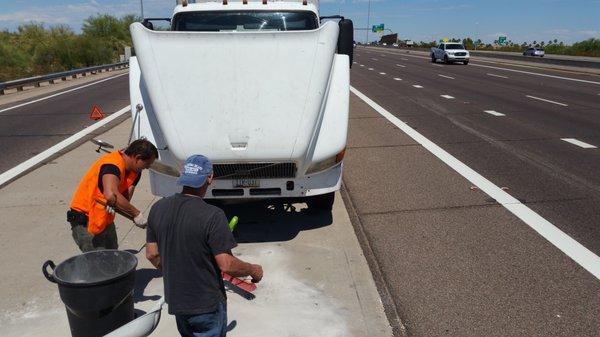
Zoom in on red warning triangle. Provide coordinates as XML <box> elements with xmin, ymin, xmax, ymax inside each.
<box><xmin>89</xmin><ymin>105</ymin><xmax>105</xmax><ymax>120</ymax></box>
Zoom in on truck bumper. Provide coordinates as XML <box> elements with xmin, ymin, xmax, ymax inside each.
<box><xmin>148</xmin><ymin>163</ymin><xmax>343</xmax><ymax>199</ymax></box>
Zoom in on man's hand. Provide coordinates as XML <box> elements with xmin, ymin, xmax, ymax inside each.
<box><xmin>134</xmin><ymin>213</ymin><xmax>148</xmax><ymax>229</ymax></box>
<box><xmin>250</xmin><ymin>264</ymin><xmax>263</xmax><ymax>283</ymax></box>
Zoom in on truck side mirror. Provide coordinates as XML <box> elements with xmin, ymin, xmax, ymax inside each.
<box><xmin>337</xmin><ymin>19</ymin><xmax>354</xmax><ymax>68</ymax></box>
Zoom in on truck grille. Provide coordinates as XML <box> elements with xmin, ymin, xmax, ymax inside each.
<box><xmin>455</xmin><ymin>52</ymin><xmax>467</xmax><ymax>56</ymax></box>
<box><xmin>213</xmin><ymin>163</ymin><xmax>297</xmax><ymax>179</ymax></box>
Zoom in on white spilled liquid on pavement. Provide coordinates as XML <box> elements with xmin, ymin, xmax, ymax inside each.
<box><xmin>227</xmin><ymin>245</ymin><xmax>349</xmax><ymax>337</ymax></box>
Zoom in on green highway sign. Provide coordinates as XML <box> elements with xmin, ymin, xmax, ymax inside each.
<box><xmin>498</xmin><ymin>36</ymin><xmax>507</xmax><ymax>45</ymax></box>
<box><xmin>372</xmin><ymin>24</ymin><xmax>384</xmax><ymax>33</ymax></box>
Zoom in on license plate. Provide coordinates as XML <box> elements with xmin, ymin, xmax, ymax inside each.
<box><xmin>233</xmin><ymin>179</ymin><xmax>260</xmax><ymax>188</ymax></box>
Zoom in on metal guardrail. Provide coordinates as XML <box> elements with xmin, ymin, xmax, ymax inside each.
<box><xmin>0</xmin><ymin>61</ymin><xmax>129</xmax><ymax>95</ymax></box>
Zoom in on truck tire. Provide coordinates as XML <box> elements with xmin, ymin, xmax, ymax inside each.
<box><xmin>338</xmin><ymin>19</ymin><xmax>354</xmax><ymax>67</ymax></box>
<box><xmin>431</xmin><ymin>54</ymin><xmax>436</xmax><ymax>63</ymax></box>
<box><xmin>306</xmin><ymin>192</ymin><xmax>335</xmax><ymax>211</ymax></box>
<box><xmin>444</xmin><ymin>55</ymin><xmax>449</xmax><ymax>64</ymax></box>
<box><xmin>463</xmin><ymin>60</ymin><xmax>469</xmax><ymax>65</ymax></box>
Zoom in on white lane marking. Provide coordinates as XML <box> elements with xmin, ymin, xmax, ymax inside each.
<box><xmin>396</xmin><ymin>64</ymin><xmax>406</xmax><ymax>68</ymax></box>
<box><xmin>350</xmin><ymin>86</ymin><xmax>600</xmax><ymax>280</ymax></box>
<box><xmin>440</xmin><ymin>95</ymin><xmax>455</xmax><ymax>99</ymax></box>
<box><xmin>432</xmin><ymin>64</ymin><xmax>444</xmax><ymax>67</ymax></box>
<box><xmin>473</xmin><ymin>63</ymin><xmax>600</xmax><ymax>85</ymax></box>
<box><xmin>401</xmin><ymin>58</ymin><xmax>408</xmax><ymax>61</ymax></box>
<box><xmin>368</xmin><ymin>68</ymin><xmax>374</xmax><ymax>71</ymax></box>
<box><xmin>353</xmin><ymin>61</ymin><xmax>357</xmax><ymax>64</ymax></box>
<box><xmin>381</xmin><ymin>54</ymin><xmax>386</xmax><ymax>57</ymax></box>
<box><xmin>0</xmin><ymin>105</ymin><xmax>130</xmax><ymax>187</ymax></box>
<box><xmin>393</xmin><ymin>78</ymin><xmax>402</xmax><ymax>81</ymax></box>
<box><xmin>485</xmin><ymin>110</ymin><xmax>506</xmax><ymax>116</ymax></box>
<box><xmin>561</xmin><ymin>138</ymin><xmax>597</xmax><ymax>149</ymax></box>
<box><xmin>526</xmin><ymin>95</ymin><xmax>569</xmax><ymax>107</ymax></box>
<box><xmin>359</xmin><ymin>64</ymin><xmax>365</xmax><ymax>67</ymax></box>
<box><xmin>0</xmin><ymin>72</ymin><xmax>128</xmax><ymax>114</ymax></box>
<box><xmin>412</xmin><ymin>85</ymin><xmax>423</xmax><ymax>88</ymax></box>
<box><xmin>487</xmin><ymin>73</ymin><xmax>509</xmax><ymax>79</ymax></box>
<box><xmin>379</xmin><ymin>72</ymin><xmax>387</xmax><ymax>75</ymax></box>
<box><xmin>438</xmin><ymin>74</ymin><xmax>455</xmax><ymax>80</ymax></box>
<box><xmin>371</xmin><ymin>58</ymin><xmax>379</xmax><ymax>61</ymax></box>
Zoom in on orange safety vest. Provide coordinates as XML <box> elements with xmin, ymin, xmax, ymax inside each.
<box><xmin>70</xmin><ymin>151</ymin><xmax>139</xmax><ymax>235</ymax></box>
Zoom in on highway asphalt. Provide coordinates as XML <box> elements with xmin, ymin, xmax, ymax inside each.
<box><xmin>345</xmin><ymin>46</ymin><xmax>600</xmax><ymax>336</ymax></box>
<box><xmin>0</xmin><ymin>72</ymin><xmax>130</xmax><ymax>173</ymax></box>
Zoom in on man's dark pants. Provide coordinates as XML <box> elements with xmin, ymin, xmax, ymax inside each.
<box><xmin>68</xmin><ymin>210</ymin><xmax>118</xmax><ymax>252</ymax></box>
<box><xmin>175</xmin><ymin>301</ymin><xmax>227</xmax><ymax>337</ymax></box>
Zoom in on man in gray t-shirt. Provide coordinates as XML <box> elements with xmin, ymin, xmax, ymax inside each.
<box><xmin>146</xmin><ymin>155</ymin><xmax>263</xmax><ymax>337</ymax></box>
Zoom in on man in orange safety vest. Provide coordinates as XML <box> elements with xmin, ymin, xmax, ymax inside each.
<box><xmin>67</xmin><ymin>139</ymin><xmax>158</xmax><ymax>252</ymax></box>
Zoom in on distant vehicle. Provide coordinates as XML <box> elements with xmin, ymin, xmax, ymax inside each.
<box><xmin>430</xmin><ymin>43</ymin><xmax>470</xmax><ymax>64</ymax></box>
<box><xmin>392</xmin><ymin>43</ymin><xmax>398</xmax><ymax>47</ymax></box>
<box><xmin>353</xmin><ymin>40</ymin><xmax>357</xmax><ymax>48</ymax></box>
<box><xmin>523</xmin><ymin>47</ymin><xmax>545</xmax><ymax>57</ymax></box>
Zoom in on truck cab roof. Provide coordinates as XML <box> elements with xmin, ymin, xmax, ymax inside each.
<box><xmin>173</xmin><ymin>0</ymin><xmax>319</xmax><ymax>16</ymax></box>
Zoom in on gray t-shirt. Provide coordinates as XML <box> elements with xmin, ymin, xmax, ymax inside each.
<box><xmin>147</xmin><ymin>193</ymin><xmax>237</xmax><ymax>315</ymax></box>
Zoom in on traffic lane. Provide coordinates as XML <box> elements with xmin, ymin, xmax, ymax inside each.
<box><xmin>357</xmin><ymin>48</ymin><xmax>600</xmax><ymax>103</ymax></box>
<box><xmin>343</xmin><ymin>93</ymin><xmax>600</xmax><ymax>336</ymax></box>
<box><xmin>355</xmin><ymin>50</ymin><xmax>600</xmax><ymax>110</ymax></box>
<box><xmin>350</xmin><ymin>68</ymin><xmax>600</xmax><ymax>256</ymax></box>
<box><xmin>353</xmin><ymin>55</ymin><xmax>600</xmax><ymax>153</ymax></box>
<box><xmin>359</xmin><ymin>47</ymin><xmax>600</xmax><ymax>86</ymax></box>
<box><xmin>354</xmin><ymin>56</ymin><xmax>600</xmax><ymax>189</ymax></box>
<box><xmin>0</xmin><ymin>75</ymin><xmax>129</xmax><ymax>173</ymax></box>
<box><xmin>0</xmin><ymin>71</ymin><xmax>129</xmax><ymax>111</ymax></box>
<box><xmin>350</xmin><ymin>68</ymin><xmax>593</xmax><ymax>199</ymax></box>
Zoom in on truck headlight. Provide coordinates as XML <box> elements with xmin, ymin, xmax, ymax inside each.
<box><xmin>306</xmin><ymin>149</ymin><xmax>345</xmax><ymax>175</ymax></box>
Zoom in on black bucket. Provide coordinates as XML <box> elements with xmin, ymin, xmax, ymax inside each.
<box><xmin>42</xmin><ymin>250</ymin><xmax>138</xmax><ymax>337</ymax></box>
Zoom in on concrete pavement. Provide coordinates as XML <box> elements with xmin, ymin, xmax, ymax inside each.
<box><xmin>0</xmin><ymin>118</ymin><xmax>392</xmax><ymax>336</ymax></box>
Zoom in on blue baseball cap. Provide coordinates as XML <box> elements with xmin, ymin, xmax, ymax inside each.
<box><xmin>176</xmin><ymin>155</ymin><xmax>213</xmax><ymax>188</ymax></box>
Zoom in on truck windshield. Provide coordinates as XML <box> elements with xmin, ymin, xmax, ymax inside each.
<box><xmin>445</xmin><ymin>44</ymin><xmax>465</xmax><ymax>50</ymax></box>
<box><xmin>172</xmin><ymin>11</ymin><xmax>318</xmax><ymax>31</ymax></box>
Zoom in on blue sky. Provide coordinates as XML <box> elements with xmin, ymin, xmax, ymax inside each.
<box><xmin>0</xmin><ymin>0</ymin><xmax>598</xmax><ymax>44</ymax></box>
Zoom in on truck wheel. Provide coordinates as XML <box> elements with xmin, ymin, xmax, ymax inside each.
<box><xmin>463</xmin><ymin>60</ymin><xmax>469</xmax><ymax>65</ymax></box>
<box><xmin>444</xmin><ymin>55</ymin><xmax>449</xmax><ymax>64</ymax></box>
<box><xmin>306</xmin><ymin>192</ymin><xmax>335</xmax><ymax>211</ymax></box>
<box><xmin>431</xmin><ymin>54</ymin><xmax>436</xmax><ymax>63</ymax></box>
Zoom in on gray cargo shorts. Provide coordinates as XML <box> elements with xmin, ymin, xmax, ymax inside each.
<box><xmin>68</xmin><ymin>210</ymin><xmax>118</xmax><ymax>252</ymax></box>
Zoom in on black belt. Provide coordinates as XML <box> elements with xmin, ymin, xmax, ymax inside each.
<box><xmin>67</xmin><ymin>209</ymin><xmax>88</xmax><ymax>227</ymax></box>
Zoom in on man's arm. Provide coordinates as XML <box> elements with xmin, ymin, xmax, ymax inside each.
<box><xmin>124</xmin><ymin>185</ymin><xmax>136</xmax><ymax>201</ymax></box>
<box><xmin>215</xmin><ymin>251</ymin><xmax>263</xmax><ymax>283</ymax></box>
<box><xmin>102</xmin><ymin>174</ymin><xmax>140</xmax><ymax>217</ymax></box>
<box><xmin>146</xmin><ymin>242</ymin><xmax>161</xmax><ymax>270</ymax></box>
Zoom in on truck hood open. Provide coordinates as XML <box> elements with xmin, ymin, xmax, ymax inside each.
<box><xmin>130</xmin><ymin>22</ymin><xmax>338</xmax><ymax>163</ymax></box>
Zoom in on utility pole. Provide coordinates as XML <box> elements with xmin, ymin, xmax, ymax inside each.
<box><xmin>366</xmin><ymin>0</ymin><xmax>371</xmax><ymax>44</ymax></box>
<box><xmin>140</xmin><ymin>0</ymin><xmax>145</xmax><ymax>19</ymax></box>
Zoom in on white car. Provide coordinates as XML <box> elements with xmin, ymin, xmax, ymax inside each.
<box><xmin>523</xmin><ymin>47</ymin><xmax>545</xmax><ymax>57</ymax></box>
<box><xmin>129</xmin><ymin>0</ymin><xmax>353</xmax><ymax>210</ymax></box>
<box><xmin>431</xmin><ymin>43</ymin><xmax>470</xmax><ymax>64</ymax></box>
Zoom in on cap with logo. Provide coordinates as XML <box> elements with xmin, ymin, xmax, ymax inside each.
<box><xmin>176</xmin><ymin>155</ymin><xmax>213</xmax><ymax>188</ymax></box>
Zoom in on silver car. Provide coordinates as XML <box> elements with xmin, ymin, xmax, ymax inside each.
<box><xmin>523</xmin><ymin>47</ymin><xmax>545</xmax><ymax>57</ymax></box>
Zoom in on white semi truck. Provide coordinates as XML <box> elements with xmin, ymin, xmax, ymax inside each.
<box><xmin>129</xmin><ymin>0</ymin><xmax>353</xmax><ymax>210</ymax></box>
